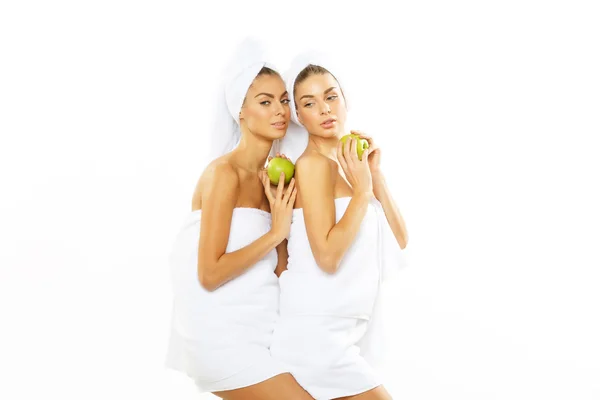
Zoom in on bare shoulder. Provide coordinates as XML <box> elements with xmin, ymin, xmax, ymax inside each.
<box><xmin>207</xmin><ymin>157</ymin><xmax>239</xmax><ymax>182</ymax></box>
<box><xmin>295</xmin><ymin>150</ymin><xmax>334</xmax><ymax>175</ymax></box>
<box><xmin>192</xmin><ymin>156</ymin><xmax>240</xmax><ymax>210</ymax></box>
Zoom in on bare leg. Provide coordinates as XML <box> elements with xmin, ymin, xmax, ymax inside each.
<box><xmin>213</xmin><ymin>373</ymin><xmax>314</xmax><ymax>400</ymax></box>
<box><xmin>334</xmin><ymin>385</ymin><xmax>393</xmax><ymax>400</ymax></box>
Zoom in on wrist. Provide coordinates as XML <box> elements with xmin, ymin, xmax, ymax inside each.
<box><xmin>267</xmin><ymin>229</ymin><xmax>284</xmax><ymax>246</ymax></box>
<box><xmin>371</xmin><ymin>170</ymin><xmax>385</xmax><ymax>184</ymax></box>
<box><xmin>373</xmin><ymin>171</ymin><xmax>386</xmax><ymax>191</ymax></box>
<box><xmin>352</xmin><ymin>190</ymin><xmax>375</xmax><ymax>202</ymax></box>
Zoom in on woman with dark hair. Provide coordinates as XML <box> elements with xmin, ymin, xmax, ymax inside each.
<box><xmin>165</xmin><ymin>39</ymin><xmax>313</xmax><ymax>400</ymax></box>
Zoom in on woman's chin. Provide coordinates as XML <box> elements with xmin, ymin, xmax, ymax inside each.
<box><xmin>318</xmin><ymin>126</ymin><xmax>341</xmax><ymax>138</ymax></box>
<box><xmin>264</xmin><ymin>128</ymin><xmax>288</xmax><ymax>141</ymax></box>
<box><xmin>274</xmin><ymin>128</ymin><xmax>289</xmax><ymax>140</ymax></box>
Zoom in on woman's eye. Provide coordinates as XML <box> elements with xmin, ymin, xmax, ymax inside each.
<box><xmin>260</xmin><ymin>101</ymin><xmax>271</xmax><ymax>106</ymax></box>
<box><xmin>304</xmin><ymin>102</ymin><xmax>314</xmax><ymax>108</ymax></box>
<box><xmin>327</xmin><ymin>95</ymin><xmax>338</xmax><ymax>101</ymax></box>
<box><xmin>281</xmin><ymin>99</ymin><xmax>290</xmax><ymax>104</ymax></box>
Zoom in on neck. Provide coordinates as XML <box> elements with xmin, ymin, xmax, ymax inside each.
<box><xmin>231</xmin><ymin>125</ymin><xmax>273</xmax><ymax>173</ymax></box>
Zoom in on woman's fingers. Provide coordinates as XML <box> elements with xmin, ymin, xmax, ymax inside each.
<box><xmin>350</xmin><ymin>136</ymin><xmax>359</xmax><ymax>164</ymax></box>
<box><xmin>288</xmin><ymin>187</ymin><xmax>298</xmax><ymax>209</ymax></box>
<box><xmin>362</xmin><ymin>147</ymin><xmax>370</xmax><ymax>166</ymax></box>
<box><xmin>337</xmin><ymin>140</ymin><xmax>349</xmax><ymax>175</ymax></box>
<box><xmin>283</xmin><ymin>178</ymin><xmax>295</xmax><ymax>204</ymax></box>
<box><xmin>351</xmin><ymin>130</ymin><xmax>375</xmax><ymax>148</ymax></box>
<box><xmin>261</xmin><ymin>170</ymin><xmax>275</xmax><ymax>204</ymax></box>
<box><xmin>276</xmin><ymin>171</ymin><xmax>285</xmax><ymax>202</ymax></box>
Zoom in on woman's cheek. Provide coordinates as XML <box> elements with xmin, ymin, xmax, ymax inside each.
<box><xmin>306</xmin><ymin>109</ymin><xmax>318</xmax><ymax>127</ymax></box>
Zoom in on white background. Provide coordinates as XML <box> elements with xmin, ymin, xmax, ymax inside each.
<box><xmin>1</xmin><ymin>1</ymin><xmax>599</xmax><ymax>399</ymax></box>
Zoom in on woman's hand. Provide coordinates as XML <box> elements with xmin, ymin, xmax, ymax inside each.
<box><xmin>263</xmin><ymin>153</ymin><xmax>294</xmax><ymax>198</ymax></box>
<box><xmin>351</xmin><ymin>130</ymin><xmax>381</xmax><ymax>174</ymax></box>
<box><xmin>337</xmin><ymin>135</ymin><xmax>373</xmax><ymax>197</ymax></box>
<box><xmin>260</xmin><ymin>156</ymin><xmax>297</xmax><ymax>243</ymax></box>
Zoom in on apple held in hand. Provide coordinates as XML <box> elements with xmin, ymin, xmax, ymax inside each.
<box><xmin>340</xmin><ymin>134</ymin><xmax>369</xmax><ymax>161</ymax></box>
<box><xmin>267</xmin><ymin>157</ymin><xmax>295</xmax><ymax>185</ymax></box>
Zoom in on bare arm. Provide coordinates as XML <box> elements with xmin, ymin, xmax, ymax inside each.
<box><xmin>372</xmin><ymin>172</ymin><xmax>409</xmax><ymax>249</ymax></box>
<box><xmin>297</xmin><ymin>139</ymin><xmax>374</xmax><ymax>274</ymax></box>
<box><xmin>349</xmin><ymin>130</ymin><xmax>408</xmax><ymax>250</ymax></box>
<box><xmin>274</xmin><ymin>239</ymin><xmax>288</xmax><ymax>277</ymax></box>
<box><xmin>197</xmin><ymin>164</ymin><xmax>281</xmax><ymax>291</ymax></box>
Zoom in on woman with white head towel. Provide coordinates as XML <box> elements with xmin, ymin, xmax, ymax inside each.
<box><xmin>165</xmin><ymin>38</ymin><xmax>313</xmax><ymax>400</ymax></box>
<box><xmin>270</xmin><ymin>51</ymin><xmax>409</xmax><ymax>400</ymax></box>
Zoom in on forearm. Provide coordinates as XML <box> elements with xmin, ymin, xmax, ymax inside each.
<box><xmin>372</xmin><ymin>172</ymin><xmax>408</xmax><ymax>249</ymax></box>
<box><xmin>319</xmin><ymin>192</ymin><xmax>373</xmax><ymax>272</ymax></box>
<box><xmin>200</xmin><ymin>231</ymin><xmax>281</xmax><ymax>290</ymax></box>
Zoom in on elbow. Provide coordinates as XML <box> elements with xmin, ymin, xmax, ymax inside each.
<box><xmin>315</xmin><ymin>253</ymin><xmax>340</xmax><ymax>275</ymax></box>
<box><xmin>197</xmin><ymin>264</ymin><xmax>219</xmax><ymax>292</ymax></box>
<box><xmin>400</xmin><ymin>232</ymin><xmax>409</xmax><ymax>250</ymax></box>
<box><xmin>198</xmin><ymin>273</ymin><xmax>218</xmax><ymax>292</ymax></box>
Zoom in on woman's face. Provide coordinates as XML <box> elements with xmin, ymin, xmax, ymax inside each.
<box><xmin>294</xmin><ymin>72</ymin><xmax>347</xmax><ymax>138</ymax></box>
<box><xmin>239</xmin><ymin>74</ymin><xmax>290</xmax><ymax>140</ymax></box>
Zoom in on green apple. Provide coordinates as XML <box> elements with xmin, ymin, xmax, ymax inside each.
<box><xmin>340</xmin><ymin>134</ymin><xmax>369</xmax><ymax>161</ymax></box>
<box><xmin>267</xmin><ymin>157</ymin><xmax>295</xmax><ymax>185</ymax></box>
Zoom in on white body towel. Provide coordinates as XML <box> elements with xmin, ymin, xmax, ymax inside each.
<box><xmin>271</xmin><ymin>197</ymin><xmax>406</xmax><ymax>399</ymax></box>
<box><xmin>165</xmin><ymin>207</ymin><xmax>288</xmax><ymax>392</ymax></box>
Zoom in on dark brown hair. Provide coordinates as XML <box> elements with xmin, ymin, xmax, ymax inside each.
<box><xmin>294</xmin><ymin>64</ymin><xmax>331</xmax><ymax>89</ymax></box>
<box><xmin>257</xmin><ymin>66</ymin><xmax>280</xmax><ymax>77</ymax></box>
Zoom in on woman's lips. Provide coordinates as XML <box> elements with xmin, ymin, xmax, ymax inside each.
<box><xmin>321</xmin><ymin>119</ymin><xmax>336</xmax><ymax>129</ymax></box>
<box><xmin>271</xmin><ymin>122</ymin><xmax>287</xmax><ymax>130</ymax></box>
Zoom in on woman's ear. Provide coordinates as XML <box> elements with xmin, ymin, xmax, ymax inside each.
<box><xmin>239</xmin><ymin>98</ymin><xmax>246</xmax><ymax>121</ymax></box>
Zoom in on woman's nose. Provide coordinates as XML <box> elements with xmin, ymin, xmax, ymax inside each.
<box><xmin>274</xmin><ymin>101</ymin><xmax>284</xmax><ymax>115</ymax></box>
